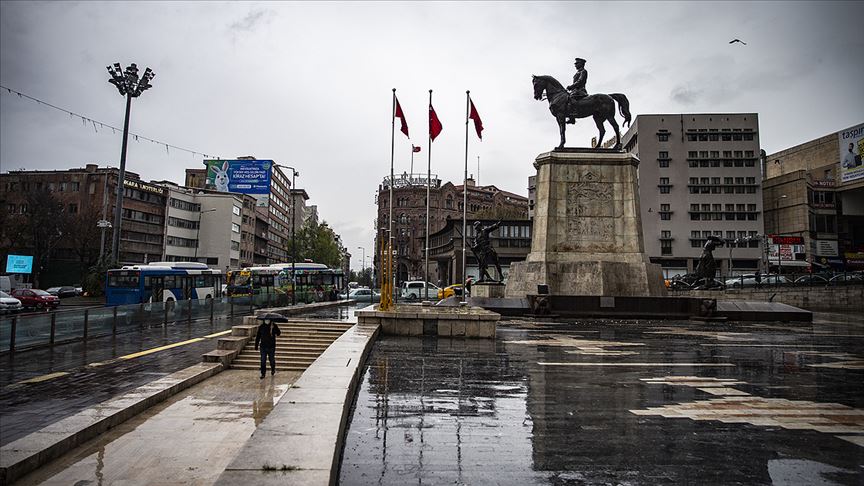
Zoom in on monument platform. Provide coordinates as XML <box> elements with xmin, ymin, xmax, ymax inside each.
<box><xmin>506</xmin><ymin>149</ymin><xmax>666</xmax><ymax>298</ymax></box>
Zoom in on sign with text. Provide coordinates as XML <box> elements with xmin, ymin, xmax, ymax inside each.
<box><xmin>768</xmin><ymin>244</ymin><xmax>804</xmax><ymax>261</ymax></box>
<box><xmin>5</xmin><ymin>254</ymin><xmax>33</xmax><ymax>274</ymax></box>
<box><xmin>769</xmin><ymin>235</ymin><xmax>804</xmax><ymax>245</ymax></box>
<box><xmin>813</xmin><ymin>239</ymin><xmax>839</xmax><ymax>257</ymax></box>
<box><xmin>204</xmin><ymin>159</ymin><xmax>273</xmax><ymax>195</ymax></box>
<box><xmin>839</xmin><ymin>122</ymin><xmax>864</xmax><ymax>183</ymax></box>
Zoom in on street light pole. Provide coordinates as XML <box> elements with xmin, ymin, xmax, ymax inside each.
<box><xmin>357</xmin><ymin>246</ymin><xmax>366</xmax><ymax>286</ymax></box>
<box><xmin>274</xmin><ymin>164</ymin><xmax>300</xmax><ymax>305</ymax></box>
<box><xmin>194</xmin><ymin>208</ymin><xmax>217</xmax><ymax>262</ymax></box>
<box><xmin>106</xmin><ymin>63</ymin><xmax>155</xmax><ymax>265</ymax></box>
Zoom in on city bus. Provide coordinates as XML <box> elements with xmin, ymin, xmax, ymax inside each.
<box><xmin>106</xmin><ymin>262</ymin><xmax>222</xmax><ymax>306</ymax></box>
<box><xmin>225</xmin><ymin>262</ymin><xmax>344</xmax><ymax>303</ymax></box>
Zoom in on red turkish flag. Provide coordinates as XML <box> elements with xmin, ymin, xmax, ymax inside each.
<box><xmin>429</xmin><ymin>103</ymin><xmax>443</xmax><ymax>142</ymax></box>
<box><xmin>468</xmin><ymin>99</ymin><xmax>483</xmax><ymax>140</ymax></box>
<box><xmin>412</xmin><ymin>145</ymin><xmax>421</xmax><ymax>153</ymax></box>
<box><xmin>394</xmin><ymin>97</ymin><xmax>409</xmax><ymax>138</ymax></box>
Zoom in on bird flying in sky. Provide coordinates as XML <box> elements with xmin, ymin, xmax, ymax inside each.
<box><xmin>729</xmin><ymin>39</ymin><xmax>747</xmax><ymax>45</ymax></box>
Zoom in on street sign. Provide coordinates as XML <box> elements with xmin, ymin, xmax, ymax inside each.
<box><xmin>97</xmin><ymin>220</ymin><xmax>112</xmax><ymax>228</ymax></box>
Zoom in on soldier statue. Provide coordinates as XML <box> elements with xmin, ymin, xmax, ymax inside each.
<box><xmin>471</xmin><ymin>221</ymin><xmax>503</xmax><ymax>283</ymax></box>
<box><xmin>566</xmin><ymin>57</ymin><xmax>588</xmax><ymax>124</ymax></box>
<box><xmin>694</xmin><ymin>236</ymin><xmax>726</xmax><ymax>285</ymax></box>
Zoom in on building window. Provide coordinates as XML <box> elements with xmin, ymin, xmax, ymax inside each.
<box><xmin>68</xmin><ymin>203</ymin><xmax>78</xmax><ymax>214</ymax></box>
<box><xmin>232</xmin><ymin>223</ymin><xmax>240</xmax><ymax>233</ymax></box>
<box><xmin>233</xmin><ymin>205</ymin><xmax>241</xmax><ymax>216</ymax></box>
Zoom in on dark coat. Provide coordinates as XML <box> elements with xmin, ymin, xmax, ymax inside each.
<box><xmin>255</xmin><ymin>322</ymin><xmax>281</xmax><ymax>349</ymax></box>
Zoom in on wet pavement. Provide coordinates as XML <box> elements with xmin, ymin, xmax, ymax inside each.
<box><xmin>0</xmin><ymin>302</ymin><xmax>359</xmax><ymax>447</ymax></box>
<box><xmin>339</xmin><ymin>312</ymin><xmax>864</xmax><ymax>485</ymax></box>
<box><xmin>16</xmin><ymin>369</ymin><xmax>300</xmax><ymax>485</ymax></box>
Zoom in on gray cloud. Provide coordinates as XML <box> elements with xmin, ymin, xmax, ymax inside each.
<box><xmin>1</xmin><ymin>1</ymin><xmax>862</xmax><ymax>269</ymax></box>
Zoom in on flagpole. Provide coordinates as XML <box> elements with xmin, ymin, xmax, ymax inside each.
<box><xmin>425</xmin><ymin>90</ymin><xmax>432</xmax><ymax>298</ymax></box>
<box><xmin>463</xmin><ymin>91</ymin><xmax>470</xmax><ymax>295</ymax></box>
<box><xmin>385</xmin><ymin>89</ymin><xmax>396</xmax><ymax>309</ymax></box>
<box><xmin>410</xmin><ymin>146</ymin><xmax>414</xmax><ymax>177</ymax></box>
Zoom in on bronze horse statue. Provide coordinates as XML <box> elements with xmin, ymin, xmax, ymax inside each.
<box><xmin>532</xmin><ymin>74</ymin><xmax>631</xmax><ymax>150</ymax></box>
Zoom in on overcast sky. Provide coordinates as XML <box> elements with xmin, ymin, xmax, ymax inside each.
<box><xmin>1</xmin><ymin>1</ymin><xmax>862</xmax><ymax>270</ymax></box>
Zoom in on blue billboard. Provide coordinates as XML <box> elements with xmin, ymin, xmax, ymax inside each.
<box><xmin>204</xmin><ymin>159</ymin><xmax>273</xmax><ymax>195</ymax></box>
<box><xmin>6</xmin><ymin>254</ymin><xmax>33</xmax><ymax>274</ymax></box>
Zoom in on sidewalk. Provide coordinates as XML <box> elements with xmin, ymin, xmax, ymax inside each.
<box><xmin>16</xmin><ymin>370</ymin><xmax>300</xmax><ymax>485</ymax></box>
<box><xmin>0</xmin><ymin>316</ymin><xmax>243</xmax><ymax>446</ymax></box>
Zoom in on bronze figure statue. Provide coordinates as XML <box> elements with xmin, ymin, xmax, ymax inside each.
<box><xmin>565</xmin><ymin>57</ymin><xmax>588</xmax><ymax>124</ymax></box>
<box><xmin>532</xmin><ymin>58</ymin><xmax>631</xmax><ymax>150</ymax></box>
<box><xmin>471</xmin><ymin>221</ymin><xmax>503</xmax><ymax>283</ymax></box>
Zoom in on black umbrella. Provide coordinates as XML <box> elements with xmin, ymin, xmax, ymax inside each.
<box><xmin>256</xmin><ymin>312</ymin><xmax>288</xmax><ymax>322</ymax></box>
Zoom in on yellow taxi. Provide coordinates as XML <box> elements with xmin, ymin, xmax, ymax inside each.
<box><xmin>437</xmin><ymin>284</ymin><xmax>464</xmax><ymax>300</ymax></box>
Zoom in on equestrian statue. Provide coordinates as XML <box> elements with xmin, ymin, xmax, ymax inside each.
<box><xmin>532</xmin><ymin>57</ymin><xmax>631</xmax><ymax>150</ymax></box>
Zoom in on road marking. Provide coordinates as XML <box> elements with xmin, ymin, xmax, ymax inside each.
<box><xmin>204</xmin><ymin>330</ymin><xmax>232</xmax><ymax>339</ymax></box>
<box><xmin>10</xmin><ymin>328</ymin><xmax>230</xmax><ymax>386</ymax></box>
<box><xmin>17</xmin><ymin>371</ymin><xmax>69</xmax><ymax>384</ymax></box>
<box><xmin>538</xmin><ymin>362</ymin><xmax>735</xmax><ymax>367</ymax></box>
<box><xmin>118</xmin><ymin>337</ymin><xmax>206</xmax><ymax>360</ymax></box>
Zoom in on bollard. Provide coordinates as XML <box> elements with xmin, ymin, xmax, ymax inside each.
<box><xmin>139</xmin><ymin>303</ymin><xmax>145</xmax><ymax>328</ymax></box>
<box><xmin>83</xmin><ymin>309</ymin><xmax>89</xmax><ymax>340</ymax></box>
<box><xmin>112</xmin><ymin>306</ymin><xmax>118</xmax><ymax>334</ymax></box>
<box><xmin>188</xmin><ymin>299</ymin><xmax>192</xmax><ymax>323</ymax></box>
<box><xmin>10</xmin><ymin>316</ymin><xmax>17</xmax><ymax>352</ymax></box>
<box><xmin>210</xmin><ymin>297</ymin><xmax>214</xmax><ymax>322</ymax></box>
<box><xmin>164</xmin><ymin>301</ymin><xmax>169</xmax><ymax>326</ymax></box>
<box><xmin>50</xmin><ymin>312</ymin><xmax>57</xmax><ymax>345</ymax></box>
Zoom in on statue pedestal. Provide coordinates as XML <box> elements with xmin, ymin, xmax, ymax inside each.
<box><xmin>471</xmin><ymin>282</ymin><xmax>505</xmax><ymax>299</ymax></box>
<box><xmin>505</xmin><ymin>149</ymin><xmax>666</xmax><ymax>298</ymax></box>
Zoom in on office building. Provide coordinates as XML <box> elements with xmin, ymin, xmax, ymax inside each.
<box><xmin>621</xmin><ymin>114</ymin><xmax>764</xmax><ymax>277</ymax></box>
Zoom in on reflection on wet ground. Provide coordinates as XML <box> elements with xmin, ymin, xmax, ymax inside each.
<box><xmin>340</xmin><ymin>313</ymin><xmax>864</xmax><ymax>485</ymax></box>
<box><xmin>17</xmin><ymin>369</ymin><xmax>299</xmax><ymax>485</ymax></box>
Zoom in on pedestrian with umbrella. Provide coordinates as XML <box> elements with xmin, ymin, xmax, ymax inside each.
<box><xmin>255</xmin><ymin>312</ymin><xmax>286</xmax><ymax>379</ymax></box>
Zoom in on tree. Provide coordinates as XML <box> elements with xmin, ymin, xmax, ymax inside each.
<box><xmin>65</xmin><ymin>200</ymin><xmax>103</xmax><ymax>270</ymax></box>
<box><xmin>292</xmin><ymin>220</ymin><xmax>342</xmax><ymax>268</ymax></box>
<box><xmin>21</xmin><ymin>189</ymin><xmax>67</xmax><ymax>288</ymax></box>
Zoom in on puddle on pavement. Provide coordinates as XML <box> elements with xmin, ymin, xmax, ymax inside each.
<box><xmin>340</xmin><ymin>315</ymin><xmax>864</xmax><ymax>485</ymax></box>
<box><xmin>18</xmin><ymin>369</ymin><xmax>299</xmax><ymax>486</ymax></box>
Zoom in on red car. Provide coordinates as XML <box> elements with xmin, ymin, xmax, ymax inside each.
<box><xmin>11</xmin><ymin>289</ymin><xmax>60</xmax><ymax>310</ymax></box>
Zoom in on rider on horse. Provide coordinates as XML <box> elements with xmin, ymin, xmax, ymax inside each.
<box><xmin>566</xmin><ymin>57</ymin><xmax>588</xmax><ymax>124</ymax></box>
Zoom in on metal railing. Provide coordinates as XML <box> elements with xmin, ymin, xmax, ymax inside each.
<box><xmin>668</xmin><ymin>270</ymin><xmax>864</xmax><ymax>291</ymax></box>
<box><xmin>0</xmin><ymin>292</ymin><xmax>306</xmax><ymax>354</ymax></box>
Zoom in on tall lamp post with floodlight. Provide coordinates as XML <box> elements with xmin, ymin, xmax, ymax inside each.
<box><xmin>106</xmin><ymin>62</ymin><xmax>155</xmax><ymax>265</ymax></box>
<box><xmin>275</xmin><ymin>164</ymin><xmax>299</xmax><ymax>305</ymax></box>
<box><xmin>194</xmin><ymin>208</ymin><xmax>217</xmax><ymax>262</ymax></box>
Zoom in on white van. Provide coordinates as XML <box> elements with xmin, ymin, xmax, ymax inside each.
<box><xmin>0</xmin><ymin>276</ymin><xmax>11</xmax><ymax>294</ymax></box>
<box><xmin>400</xmin><ymin>281</ymin><xmax>440</xmax><ymax>300</ymax></box>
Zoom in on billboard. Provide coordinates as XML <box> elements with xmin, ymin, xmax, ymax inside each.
<box><xmin>839</xmin><ymin>123</ymin><xmax>864</xmax><ymax>183</ymax></box>
<box><xmin>204</xmin><ymin>159</ymin><xmax>273</xmax><ymax>194</ymax></box>
<box><xmin>5</xmin><ymin>254</ymin><xmax>34</xmax><ymax>273</ymax></box>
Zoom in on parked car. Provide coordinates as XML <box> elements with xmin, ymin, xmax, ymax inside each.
<box><xmin>345</xmin><ymin>288</ymin><xmax>380</xmax><ymax>302</ymax></box>
<box><xmin>828</xmin><ymin>272</ymin><xmax>864</xmax><ymax>285</ymax></box>
<box><xmin>400</xmin><ymin>281</ymin><xmax>440</xmax><ymax>300</ymax></box>
<box><xmin>724</xmin><ymin>274</ymin><xmax>792</xmax><ymax>288</ymax></box>
<box><xmin>794</xmin><ymin>274</ymin><xmax>830</xmax><ymax>286</ymax></box>
<box><xmin>46</xmin><ymin>286</ymin><xmax>80</xmax><ymax>298</ymax></box>
<box><xmin>11</xmin><ymin>288</ymin><xmax>60</xmax><ymax>310</ymax></box>
<box><xmin>437</xmin><ymin>284</ymin><xmax>464</xmax><ymax>300</ymax></box>
<box><xmin>0</xmin><ymin>291</ymin><xmax>23</xmax><ymax>314</ymax></box>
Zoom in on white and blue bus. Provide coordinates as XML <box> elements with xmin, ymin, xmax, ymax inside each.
<box><xmin>106</xmin><ymin>262</ymin><xmax>223</xmax><ymax>306</ymax></box>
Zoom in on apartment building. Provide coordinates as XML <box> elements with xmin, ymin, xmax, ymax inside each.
<box><xmin>764</xmin><ymin>122</ymin><xmax>864</xmax><ymax>270</ymax></box>
<box><xmin>375</xmin><ymin>173</ymin><xmax>529</xmax><ymax>285</ymax></box>
<box><xmin>621</xmin><ymin>114</ymin><xmax>764</xmax><ymax>277</ymax></box>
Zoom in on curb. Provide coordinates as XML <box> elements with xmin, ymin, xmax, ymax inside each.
<box><xmin>0</xmin><ymin>362</ymin><xmax>223</xmax><ymax>485</ymax></box>
<box><xmin>214</xmin><ymin>321</ymin><xmax>380</xmax><ymax>485</ymax></box>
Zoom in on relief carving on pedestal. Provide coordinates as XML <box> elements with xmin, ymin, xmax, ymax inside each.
<box><xmin>566</xmin><ymin>171</ymin><xmax>619</xmax><ymax>249</ymax></box>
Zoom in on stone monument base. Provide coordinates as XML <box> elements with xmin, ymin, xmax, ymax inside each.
<box><xmin>506</xmin><ymin>260</ymin><xmax>666</xmax><ymax>298</ymax></box>
<box><xmin>504</xmin><ymin>149</ymin><xmax>666</xmax><ymax>298</ymax></box>
<box><xmin>471</xmin><ymin>282</ymin><xmax>505</xmax><ymax>299</ymax></box>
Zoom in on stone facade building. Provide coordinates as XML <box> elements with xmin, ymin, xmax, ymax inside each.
<box><xmin>375</xmin><ymin>173</ymin><xmax>529</xmax><ymax>285</ymax></box>
<box><xmin>621</xmin><ymin>114</ymin><xmax>765</xmax><ymax>277</ymax></box>
<box><xmin>1</xmin><ymin>164</ymin><xmax>167</xmax><ymax>285</ymax></box>
<box><xmin>764</xmin><ymin>123</ymin><xmax>864</xmax><ymax>270</ymax></box>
